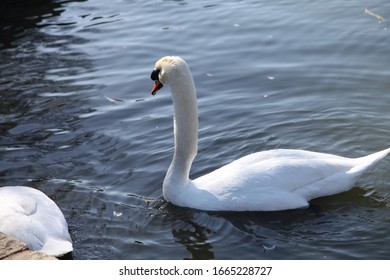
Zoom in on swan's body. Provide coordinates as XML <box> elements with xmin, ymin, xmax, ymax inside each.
<box><xmin>150</xmin><ymin>56</ymin><xmax>390</xmax><ymax>212</ymax></box>
<box><xmin>0</xmin><ymin>186</ymin><xmax>73</xmax><ymax>256</ymax></box>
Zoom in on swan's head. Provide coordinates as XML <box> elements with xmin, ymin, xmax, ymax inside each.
<box><xmin>150</xmin><ymin>56</ymin><xmax>188</xmax><ymax>95</ymax></box>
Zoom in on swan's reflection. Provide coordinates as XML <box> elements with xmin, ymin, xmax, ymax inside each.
<box><xmin>172</xmin><ymin>219</ymin><xmax>215</xmax><ymax>260</ymax></box>
<box><xmin>165</xmin><ymin>202</ymin><xmax>320</xmax><ymax>259</ymax></box>
<box><xmin>162</xmin><ymin>203</ymin><xmax>215</xmax><ymax>259</ymax></box>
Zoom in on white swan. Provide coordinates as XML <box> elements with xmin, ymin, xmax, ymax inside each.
<box><xmin>150</xmin><ymin>56</ymin><xmax>390</xmax><ymax>212</ymax></box>
<box><xmin>0</xmin><ymin>186</ymin><xmax>73</xmax><ymax>256</ymax></box>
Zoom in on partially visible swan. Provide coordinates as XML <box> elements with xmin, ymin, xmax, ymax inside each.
<box><xmin>150</xmin><ymin>56</ymin><xmax>390</xmax><ymax>211</ymax></box>
<box><xmin>0</xmin><ymin>186</ymin><xmax>73</xmax><ymax>256</ymax></box>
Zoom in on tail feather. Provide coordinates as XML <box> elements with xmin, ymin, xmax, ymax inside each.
<box><xmin>40</xmin><ymin>237</ymin><xmax>73</xmax><ymax>256</ymax></box>
<box><xmin>348</xmin><ymin>147</ymin><xmax>390</xmax><ymax>176</ymax></box>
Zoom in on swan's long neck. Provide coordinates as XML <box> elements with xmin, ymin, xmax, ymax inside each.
<box><xmin>163</xmin><ymin>67</ymin><xmax>198</xmax><ymax>193</ymax></box>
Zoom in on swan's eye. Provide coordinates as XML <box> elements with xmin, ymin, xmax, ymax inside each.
<box><xmin>151</xmin><ymin>68</ymin><xmax>161</xmax><ymax>81</ymax></box>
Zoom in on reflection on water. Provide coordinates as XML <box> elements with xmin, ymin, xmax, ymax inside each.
<box><xmin>169</xmin><ymin>206</ymin><xmax>215</xmax><ymax>260</ymax></box>
<box><xmin>173</xmin><ymin>224</ymin><xmax>215</xmax><ymax>260</ymax></box>
<box><xmin>1</xmin><ymin>0</ymin><xmax>389</xmax><ymax>260</ymax></box>
<box><xmin>0</xmin><ymin>0</ymin><xmax>84</xmax><ymax>48</ymax></box>
<box><xmin>0</xmin><ymin>0</ymin><xmax>95</xmax><ymax>187</ymax></box>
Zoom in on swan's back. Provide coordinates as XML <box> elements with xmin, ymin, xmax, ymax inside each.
<box><xmin>0</xmin><ymin>186</ymin><xmax>73</xmax><ymax>256</ymax></box>
<box><xmin>188</xmin><ymin>148</ymin><xmax>390</xmax><ymax>211</ymax></box>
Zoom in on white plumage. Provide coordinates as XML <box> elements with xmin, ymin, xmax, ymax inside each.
<box><xmin>150</xmin><ymin>56</ymin><xmax>389</xmax><ymax>211</ymax></box>
<box><xmin>0</xmin><ymin>186</ymin><xmax>73</xmax><ymax>256</ymax></box>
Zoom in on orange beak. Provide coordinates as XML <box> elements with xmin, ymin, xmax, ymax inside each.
<box><xmin>151</xmin><ymin>80</ymin><xmax>163</xmax><ymax>95</ymax></box>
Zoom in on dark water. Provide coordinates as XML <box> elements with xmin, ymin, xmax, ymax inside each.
<box><xmin>1</xmin><ymin>0</ymin><xmax>389</xmax><ymax>259</ymax></box>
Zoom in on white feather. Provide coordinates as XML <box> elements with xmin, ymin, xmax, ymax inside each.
<box><xmin>0</xmin><ymin>186</ymin><xmax>73</xmax><ymax>256</ymax></box>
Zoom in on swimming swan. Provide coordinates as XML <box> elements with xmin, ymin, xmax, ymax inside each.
<box><xmin>0</xmin><ymin>186</ymin><xmax>73</xmax><ymax>256</ymax></box>
<box><xmin>150</xmin><ymin>56</ymin><xmax>390</xmax><ymax>211</ymax></box>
